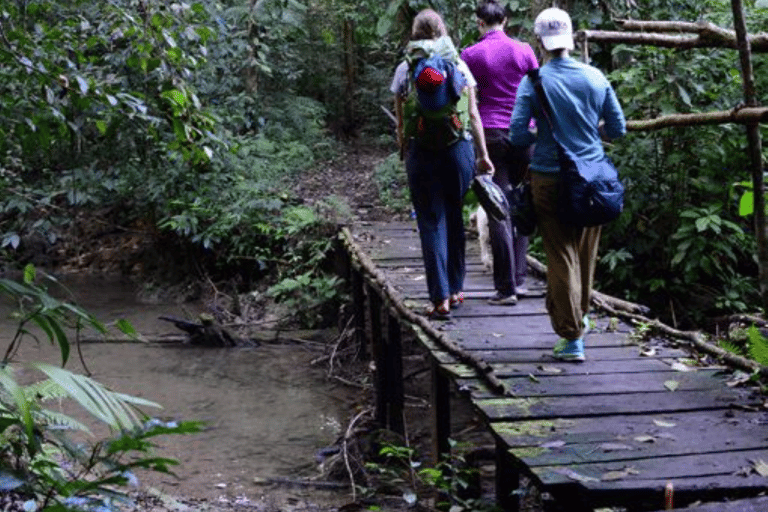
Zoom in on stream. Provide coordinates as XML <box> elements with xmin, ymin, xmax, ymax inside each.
<box><xmin>2</xmin><ymin>272</ymin><xmax>358</xmax><ymax>507</ymax></box>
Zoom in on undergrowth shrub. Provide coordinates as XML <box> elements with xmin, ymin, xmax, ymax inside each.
<box><xmin>373</xmin><ymin>152</ymin><xmax>410</xmax><ymax>214</ymax></box>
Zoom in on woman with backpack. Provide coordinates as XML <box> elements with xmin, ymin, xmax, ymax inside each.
<box><xmin>390</xmin><ymin>9</ymin><xmax>494</xmax><ymax>320</ymax></box>
<box><xmin>510</xmin><ymin>7</ymin><xmax>626</xmax><ymax>361</ymax></box>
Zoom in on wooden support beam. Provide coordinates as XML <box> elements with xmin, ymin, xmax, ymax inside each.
<box><xmin>350</xmin><ymin>269</ymin><xmax>367</xmax><ymax>359</ymax></box>
<box><xmin>369</xmin><ymin>291</ymin><xmax>386</xmax><ymax>427</ymax></box>
<box><xmin>385</xmin><ymin>311</ymin><xmax>404</xmax><ymax>436</ymax></box>
<box><xmin>431</xmin><ymin>357</ymin><xmax>451</xmax><ymax>464</ymax></box>
<box><xmin>626</xmin><ymin>106</ymin><xmax>768</xmax><ymax>131</ymax></box>
<box><xmin>495</xmin><ymin>439</ymin><xmax>520</xmax><ymax>512</ymax></box>
<box><xmin>575</xmin><ymin>26</ymin><xmax>768</xmax><ymax>52</ymax></box>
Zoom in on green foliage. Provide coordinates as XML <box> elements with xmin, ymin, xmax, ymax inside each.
<box><xmin>0</xmin><ymin>266</ymin><xmax>202</xmax><ymax>510</ymax></box>
<box><xmin>746</xmin><ymin>325</ymin><xmax>768</xmax><ymax>366</ymax></box>
<box><xmin>362</xmin><ymin>439</ymin><xmax>499</xmax><ymax>511</ymax></box>
<box><xmin>373</xmin><ymin>152</ymin><xmax>411</xmax><ymax>214</ymax></box>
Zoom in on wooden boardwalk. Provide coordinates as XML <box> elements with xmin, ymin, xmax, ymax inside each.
<box><xmin>339</xmin><ymin>220</ymin><xmax>768</xmax><ymax>512</ymax></box>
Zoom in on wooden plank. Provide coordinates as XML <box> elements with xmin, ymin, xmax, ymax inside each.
<box><xmin>475</xmin><ymin>388</ymin><xmax>744</xmax><ymax>421</ymax></box>
<box><xmin>454</xmin><ymin>345</ymin><xmax>688</xmax><ymax>364</ymax></box>
<box><xmin>507</xmin><ymin>413</ymin><xmax>768</xmax><ymax>467</ymax></box>
<box><xmin>438</xmin><ymin>314</ymin><xmax>635</xmax><ymax>335</ymax></box>
<box><xmin>450</xmin><ymin>331</ymin><xmax>657</xmax><ymax>350</ymax></box>
<box><xmin>490</xmin><ymin>408</ymin><xmax>768</xmax><ymax>450</ymax></box>
<box><xmin>463</xmin><ymin>368</ymin><xmax>726</xmax><ymax>398</ymax></box>
<box><xmin>442</xmin><ymin>357</ymin><xmax>685</xmax><ymax>378</ymax></box>
<box><xmin>530</xmin><ymin>448</ymin><xmax>768</xmax><ymax>488</ymax></box>
<box><xmin>655</xmin><ymin>496</ymin><xmax>768</xmax><ymax>511</ymax></box>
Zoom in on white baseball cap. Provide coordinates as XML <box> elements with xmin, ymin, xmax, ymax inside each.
<box><xmin>534</xmin><ymin>7</ymin><xmax>574</xmax><ymax>51</ymax></box>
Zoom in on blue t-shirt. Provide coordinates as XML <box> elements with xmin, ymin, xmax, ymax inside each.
<box><xmin>509</xmin><ymin>56</ymin><xmax>626</xmax><ymax>173</ymax></box>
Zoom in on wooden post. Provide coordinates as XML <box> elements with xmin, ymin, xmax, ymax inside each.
<box><xmin>431</xmin><ymin>357</ymin><xmax>451</xmax><ymax>463</ymax></box>
<box><xmin>350</xmin><ymin>269</ymin><xmax>367</xmax><ymax>359</ymax></box>
<box><xmin>369</xmin><ymin>291</ymin><xmax>387</xmax><ymax>427</ymax></box>
<box><xmin>495</xmin><ymin>438</ymin><xmax>520</xmax><ymax>512</ymax></box>
<box><xmin>731</xmin><ymin>0</ymin><xmax>768</xmax><ymax>313</ymax></box>
<box><xmin>386</xmin><ymin>311</ymin><xmax>404</xmax><ymax>435</ymax></box>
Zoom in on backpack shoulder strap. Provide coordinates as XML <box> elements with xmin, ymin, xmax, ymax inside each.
<box><xmin>526</xmin><ymin>69</ymin><xmax>565</xmax><ymax>150</ymax></box>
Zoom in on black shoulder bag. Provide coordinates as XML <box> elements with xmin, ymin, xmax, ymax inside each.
<box><xmin>527</xmin><ymin>69</ymin><xmax>624</xmax><ymax>227</ymax></box>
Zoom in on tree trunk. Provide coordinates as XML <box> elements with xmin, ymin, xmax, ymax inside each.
<box><xmin>731</xmin><ymin>0</ymin><xmax>768</xmax><ymax>313</ymax></box>
<box><xmin>341</xmin><ymin>17</ymin><xmax>357</xmax><ymax>134</ymax></box>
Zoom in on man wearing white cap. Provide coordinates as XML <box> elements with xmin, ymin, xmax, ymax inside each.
<box><xmin>509</xmin><ymin>7</ymin><xmax>626</xmax><ymax>362</ymax></box>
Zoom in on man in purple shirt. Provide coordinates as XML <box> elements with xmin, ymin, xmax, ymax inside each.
<box><xmin>461</xmin><ymin>0</ymin><xmax>539</xmax><ymax>305</ymax></box>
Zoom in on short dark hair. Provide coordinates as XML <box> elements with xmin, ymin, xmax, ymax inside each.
<box><xmin>475</xmin><ymin>0</ymin><xmax>506</xmax><ymax>25</ymax></box>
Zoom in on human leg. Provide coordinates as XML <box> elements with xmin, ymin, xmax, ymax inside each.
<box><xmin>406</xmin><ymin>146</ymin><xmax>451</xmax><ymax>307</ymax></box>
<box><xmin>510</xmin><ymin>145</ymin><xmax>532</xmax><ymax>293</ymax></box>
<box><xmin>444</xmin><ymin>139</ymin><xmax>474</xmax><ymax>298</ymax></box>
<box><xmin>484</xmin><ymin>129</ymin><xmax>517</xmax><ymax>299</ymax></box>
<box><xmin>531</xmin><ymin>173</ymin><xmax>584</xmax><ymax>341</ymax></box>
<box><xmin>579</xmin><ymin>225</ymin><xmax>602</xmax><ymax>317</ymax></box>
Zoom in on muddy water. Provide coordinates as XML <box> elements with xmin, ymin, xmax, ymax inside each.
<box><xmin>2</xmin><ymin>273</ymin><xmax>357</xmax><ymax>506</ymax></box>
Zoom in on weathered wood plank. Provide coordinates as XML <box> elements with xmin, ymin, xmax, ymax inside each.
<box><xmin>463</xmin><ymin>368</ymin><xmax>726</xmax><ymax>398</ymax></box>
<box><xmin>476</xmin><ymin>388</ymin><xmax>746</xmax><ymax>421</ymax></box>
<box><xmin>454</xmin><ymin>345</ymin><xmax>689</xmax><ymax>364</ymax></box>
<box><xmin>530</xmin><ymin>448</ymin><xmax>768</xmax><ymax>488</ymax></box>
<box><xmin>490</xmin><ymin>408</ymin><xmax>768</xmax><ymax>449</ymax></box>
<box><xmin>657</xmin><ymin>496</ymin><xmax>768</xmax><ymax>511</ymax></box>
<box><xmin>442</xmin><ymin>358</ymin><xmax>680</xmax><ymax>379</ymax></box>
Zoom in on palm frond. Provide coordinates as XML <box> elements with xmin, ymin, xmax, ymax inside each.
<box><xmin>31</xmin><ymin>363</ymin><xmax>161</xmax><ymax>432</ymax></box>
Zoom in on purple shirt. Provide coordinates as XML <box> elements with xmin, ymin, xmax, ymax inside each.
<box><xmin>460</xmin><ymin>30</ymin><xmax>539</xmax><ymax>129</ymax></box>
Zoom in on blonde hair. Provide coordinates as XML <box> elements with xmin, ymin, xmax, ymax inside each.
<box><xmin>411</xmin><ymin>9</ymin><xmax>448</xmax><ymax>40</ymax></box>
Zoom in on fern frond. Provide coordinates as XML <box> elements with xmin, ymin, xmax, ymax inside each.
<box><xmin>718</xmin><ymin>339</ymin><xmax>747</xmax><ymax>357</ymax></box>
<box><xmin>24</xmin><ymin>378</ymin><xmax>69</xmax><ymax>402</ymax></box>
<box><xmin>34</xmin><ymin>409</ymin><xmax>91</xmax><ymax>434</ymax></box>
<box><xmin>747</xmin><ymin>325</ymin><xmax>768</xmax><ymax>366</ymax></box>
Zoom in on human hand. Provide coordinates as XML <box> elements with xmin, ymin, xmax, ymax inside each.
<box><xmin>477</xmin><ymin>156</ymin><xmax>494</xmax><ymax>176</ymax></box>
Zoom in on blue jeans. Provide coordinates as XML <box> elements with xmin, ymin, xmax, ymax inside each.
<box><xmin>406</xmin><ymin>138</ymin><xmax>475</xmax><ymax>304</ymax></box>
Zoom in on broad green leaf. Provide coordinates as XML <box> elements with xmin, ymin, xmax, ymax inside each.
<box><xmin>739</xmin><ymin>191</ymin><xmax>755</xmax><ymax>216</ymax></box>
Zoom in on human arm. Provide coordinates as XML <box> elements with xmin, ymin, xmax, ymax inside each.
<box><xmin>509</xmin><ymin>76</ymin><xmax>538</xmax><ymax>147</ymax></box>
<box><xmin>467</xmin><ymin>86</ymin><xmax>494</xmax><ymax>174</ymax></box>
<box><xmin>600</xmin><ymin>85</ymin><xmax>626</xmax><ymax>141</ymax></box>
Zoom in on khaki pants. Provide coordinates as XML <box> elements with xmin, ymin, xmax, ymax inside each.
<box><xmin>532</xmin><ymin>173</ymin><xmax>601</xmax><ymax>341</ymax></box>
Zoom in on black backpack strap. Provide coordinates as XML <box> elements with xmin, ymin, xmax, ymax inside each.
<box><xmin>526</xmin><ymin>69</ymin><xmax>566</xmax><ymax>150</ymax></box>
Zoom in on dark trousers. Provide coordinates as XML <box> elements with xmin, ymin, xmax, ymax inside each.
<box><xmin>484</xmin><ymin>128</ymin><xmax>530</xmax><ymax>296</ymax></box>
<box><xmin>406</xmin><ymin>138</ymin><xmax>475</xmax><ymax>304</ymax></box>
